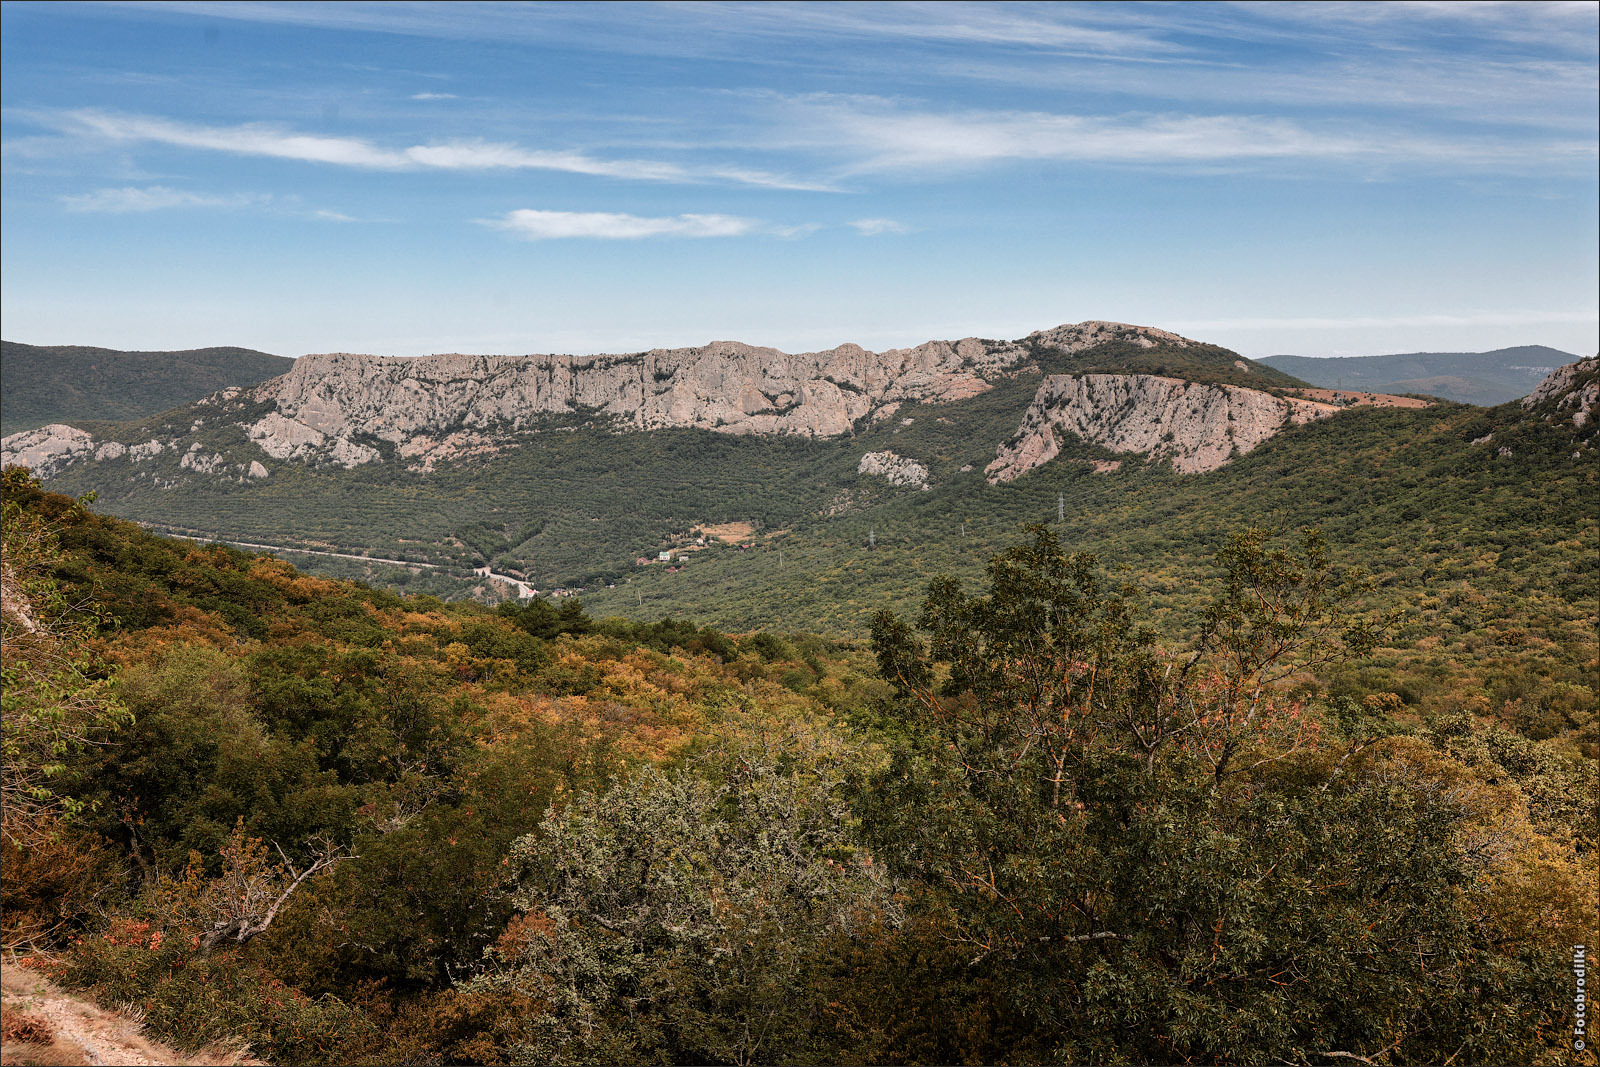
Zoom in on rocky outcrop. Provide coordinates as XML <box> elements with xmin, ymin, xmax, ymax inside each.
<box><xmin>3</xmin><ymin>318</ymin><xmax>1209</xmax><ymax>473</ymax></box>
<box><xmin>219</xmin><ymin>322</ymin><xmax>1205</xmax><ymax>469</ymax></box>
<box><xmin>1521</xmin><ymin>357</ymin><xmax>1598</xmax><ymax>428</ymax></box>
<box><xmin>0</xmin><ymin>424</ymin><xmax>97</xmax><ymax>478</ymax></box>
<box><xmin>1</xmin><ymin>321</ymin><xmax>1207</xmax><ymax>477</ymax></box>
<box><xmin>1022</xmin><ymin>320</ymin><xmax>1194</xmax><ymax>353</ymax></box>
<box><xmin>243</xmin><ymin>336</ymin><xmax>1019</xmax><ymax>464</ymax></box>
<box><xmin>986</xmin><ymin>374</ymin><xmax>1337</xmax><ymax>482</ymax></box>
<box><xmin>857</xmin><ymin>450</ymin><xmax>930</xmax><ymax>490</ymax></box>
<box><xmin>179</xmin><ymin>445</ymin><xmax>226</xmax><ymax>474</ymax></box>
<box><xmin>247</xmin><ymin>411</ymin><xmax>380</xmax><ymax>467</ymax></box>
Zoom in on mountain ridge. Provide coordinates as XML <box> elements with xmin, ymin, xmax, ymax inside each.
<box><xmin>252</xmin><ymin>319</ymin><xmax>1286</xmax><ymax>456</ymax></box>
<box><xmin>9</xmin><ymin>328</ymin><xmax>1589</xmax><ymax>621</ymax></box>
<box><xmin>0</xmin><ymin>341</ymin><xmax>291</xmax><ymax>435</ymax></box>
<box><xmin>1260</xmin><ymin>345</ymin><xmax>1580</xmax><ymax>406</ymax></box>
<box><xmin>2</xmin><ymin>321</ymin><xmax>1305</xmax><ymax>479</ymax></box>
<box><xmin>7</xmin><ymin>357</ymin><xmax>1590</xmax><ymax>635</ymax></box>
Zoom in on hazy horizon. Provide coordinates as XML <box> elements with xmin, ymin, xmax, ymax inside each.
<box><xmin>0</xmin><ymin>330</ymin><xmax>1588</xmax><ymax>365</ymax></box>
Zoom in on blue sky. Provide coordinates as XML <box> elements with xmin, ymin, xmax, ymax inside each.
<box><xmin>2</xmin><ymin>1</ymin><xmax>1596</xmax><ymax>359</ymax></box>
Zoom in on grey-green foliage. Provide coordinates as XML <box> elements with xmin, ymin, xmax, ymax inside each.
<box><xmin>482</xmin><ymin>743</ymin><xmax>897</xmax><ymax>1065</ymax></box>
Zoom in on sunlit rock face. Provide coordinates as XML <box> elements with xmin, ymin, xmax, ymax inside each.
<box><xmin>857</xmin><ymin>450</ymin><xmax>930</xmax><ymax>490</ymax></box>
<box><xmin>1</xmin><ymin>321</ymin><xmax>1210</xmax><ymax>477</ymax></box>
<box><xmin>243</xmin><ymin>321</ymin><xmax>1198</xmax><ymax>466</ymax></box>
<box><xmin>1522</xmin><ymin>357</ymin><xmax>1598</xmax><ymax>429</ymax></box>
<box><xmin>987</xmin><ymin>373</ymin><xmax>1337</xmax><ymax>482</ymax></box>
<box><xmin>256</xmin><ymin>337</ymin><xmax>1014</xmax><ymax>450</ymax></box>
<box><xmin>0</xmin><ymin>424</ymin><xmax>97</xmax><ymax>478</ymax></box>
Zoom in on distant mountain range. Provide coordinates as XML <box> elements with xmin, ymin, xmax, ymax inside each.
<box><xmin>3</xmin><ymin>319</ymin><xmax>1593</xmax><ymax>636</ymax></box>
<box><xmin>0</xmin><ymin>341</ymin><xmax>292</xmax><ymax>435</ymax></box>
<box><xmin>0</xmin><ymin>339</ymin><xmax>1571</xmax><ymax>439</ymax></box>
<box><xmin>1259</xmin><ymin>345</ymin><xmax>1580</xmax><ymax>406</ymax></box>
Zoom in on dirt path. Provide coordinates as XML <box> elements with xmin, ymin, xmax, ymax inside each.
<box><xmin>1</xmin><ymin>964</ymin><xmax>257</xmax><ymax>1067</ymax></box>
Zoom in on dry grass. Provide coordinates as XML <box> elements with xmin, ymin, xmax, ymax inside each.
<box><xmin>0</xmin><ymin>962</ymin><xmax>260</xmax><ymax>1067</ymax></box>
<box><xmin>697</xmin><ymin>521</ymin><xmax>760</xmax><ymax>543</ymax></box>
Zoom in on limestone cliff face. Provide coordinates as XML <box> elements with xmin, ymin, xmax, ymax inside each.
<box><xmin>234</xmin><ymin>320</ymin><xmax>1206</xmax><ymax>468</ymax></box>
<box><xmin>0</xmin><ymin>424</ymin><xmax>98</xmax><ymax>478</ymax></box>
<box><xmin>1521</xmin><ymin>356</ymin><xmax>1598</xmax><ymax>429</ymax></box>
<box><xmin>986</xmin><ymin>374</ymin><xmax>1336</xmax><ymax>482</ymax></box>
<box><xmin>251</xmin><ymin>337</ymin><xmax>1009</xmax><ymax>451</ymax></box>
<box><xmin>1</xmin><ymin>321</ymin><xmax>1206</xmax><ymax>478</ymax></box>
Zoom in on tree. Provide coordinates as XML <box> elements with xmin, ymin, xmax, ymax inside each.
<box><xmin>1</xmin><ymin>469</ymin><xmax>126</xmax><ymax>831</ymax></box>
<box><xmin>871</xmin><ymin>524</ymin><xmax>1163</xmax><ymax>810</ymax></box>
<box><xmin>477</xmin><ymin>734</ymin><xmax>896</xmax><ymax>1065</ymax></box>
<box><xmin>861</xmin><ymin>525</ymin><xmax>1579</xmax><ymax>1065</ymax></box>
<box><xmin>153</xmin><ymin>819</ymin><xmax>347</xmax><ymax>953</ymax></box>
<box><xmin>1183</xmin><ymin>527</ymin><xmax>1381</xmax><ymax>784</ymax></box>
<box><xmin>2</xmin><ymin>467</ymin><xmax>130</xmax><ymax>948</ymax></box>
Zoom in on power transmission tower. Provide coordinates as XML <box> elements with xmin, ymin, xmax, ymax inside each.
<box><xmin>1058</xmin><ymin>493</ymin><xmax>1065</xmax><ymax>523</ymax></box>
<box><xmin>869</xmin><ymin>526</ymin><xmax>876</xmax><ymax>550</ymax></box>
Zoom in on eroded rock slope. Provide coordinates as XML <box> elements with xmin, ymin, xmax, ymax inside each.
<box><xmin>986</xmin><ymin>373</ymin><xmax>1338</xmax><ymax>482</ymax></box>
<box><xmin>2</xmin><ymin>321</ymin><xmax>1192</xmax><ymax>477</ymax></box>
<box><xmin>1520</xmin><ymin>356</ymin><xmax>1598</xmax><ymax>429</ymax></box>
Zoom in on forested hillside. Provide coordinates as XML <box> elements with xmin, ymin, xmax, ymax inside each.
<box><xmin>1262</xmin><ymin>345</ymin><xmax>1579</xmax><ymax>406</ymax></box>
<box><xmin>2</xmin><ymin>468</ymin><xmax>1594</xmax><ymax>1065</ymax></box>
<box><xmin>581</xmin><ymin>375</ymin><xmax>1598</xmax><ymax>726</ymax></box>
<box><xmin>0</xmin><ymin>333</ymin><xmax>1378</xmax><ymax>597</ymax></box>
<box><xmin>12</xmin><ymin>350</ymin><xmax>1594</xmax><ymax>744</ymax></box>
<box><xmin>0</xmin><ymin>341</ymin><xmax>291</xmax><ymax>435</ymax></box>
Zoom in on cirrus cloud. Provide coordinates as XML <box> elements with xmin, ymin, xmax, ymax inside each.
<box><xmin>58</xmin><ymin>185</ymin><xmax>373</xmax><ymax>221</ymax></box>
<box><xmin>768</xmin><ymin>94</ymin><xmax>1597</xmax><ymax>176</ymax></box>
<box><xmin>485</xmin><ymin>209</ymin><xmax>762</xmax><ymax>240</ymax></box>
<box><xmin>849</xmin><ymin>217</ymin><xmax>912</xmax><ymax>235</ymax></box>
<box><xmin>40</xmin><ymin>109</ymin><xmax>834</xmax><ymax>190</ymax></box>
<box><xmin>60</xmin><ymin>185</ymin><xmax>270</xmax><ymax>213</ymax></box>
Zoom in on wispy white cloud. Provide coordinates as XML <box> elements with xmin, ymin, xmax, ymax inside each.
<box><xmin>99</xmin><ymin>1</ymin><xmax>1596</xmax><ymax>71</ymax></box>
<box><xmin>484</xmin><ymin>209</ymin><xmax>800</xmax><ymax>240</ymax></box>
<box><xmin>410</xmin><ymin>92</ymin><xmax>458</xmax><ymax>100</ymax></box>
<box><xmin>669</xmin><ymin>3</ymin><xmax>1182</xmax><ymax>55</ymax></box>
<box><xmin>768</xmin><ymin>221</ymin><xmax>824</xmax><ymax>239</ymax></box>
<box><xmin>99</xmin><ymin>1</ymin><xmax>1181</xmax><ymax>57</ymax></box>
<box><xmin>771</xmin><ymin>95</ymin><xmax>1597</xmax><ymax>174</ymax></box>
<box><xmin>1243</xmin><ymin>1</ymin><xmax>1600</xmax><ymax>56</ymax></box>
<box><xmin>58</xmin><ymin>184</ymin><xmax>375</xmax><ymax>221</ymax></box>
<box><xmin>72</xmin><ymin>1</ymin><xmax>1600</xmax><ymax>138</ymax></box>
<box><xmin>935</xmin><ymin>50</ymin><xmax>1597</xmax><ymax>132</ymax></box>
<box><xmin>849</xmin><ymin>218</ymin><xmax>911</xmax><ymax>236</ymax></box>
<box><xmin>60</xmin><ymin>185</ymin><xmax>269</xmax><ymax>213</ymax></box>
<box><xmin>60</xmin><ymin>110</ymin><xmax>406</xmax><ymax>167</ymax></box>
<box><xmin>41</xmin><ymin>108</ymin><xmax>832</xmax><ymax>190</ymax></box>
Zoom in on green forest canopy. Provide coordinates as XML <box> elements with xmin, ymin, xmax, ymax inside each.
<box><xmin>1</xmin><ymin>467</ymin><xmax>1594</xmax><ymax>1066</ymax></box>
